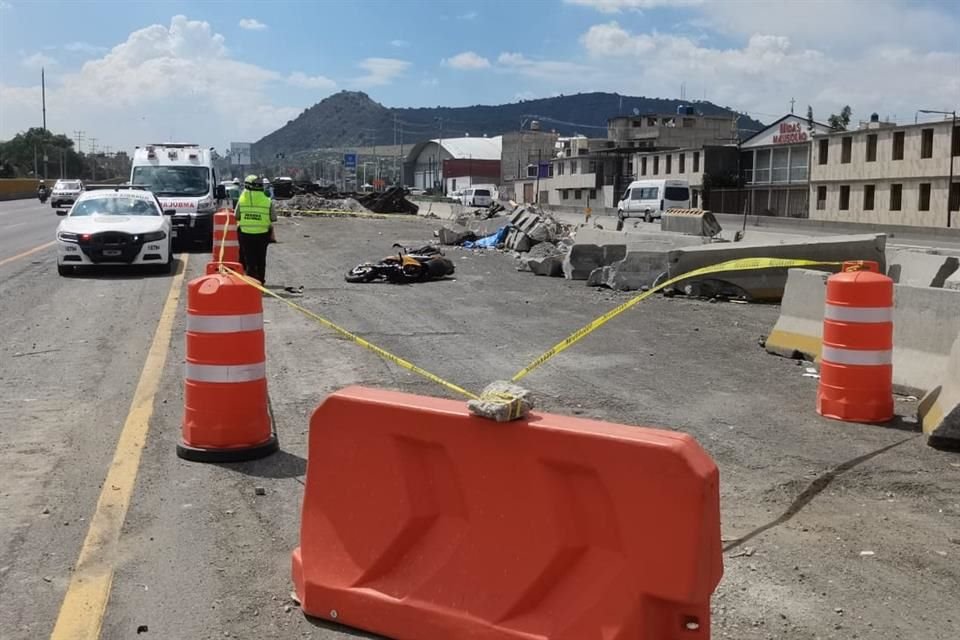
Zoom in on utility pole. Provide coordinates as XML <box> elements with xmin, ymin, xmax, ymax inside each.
<box><xmin>89</xmin><ymin>138</ymin><xmax>98</xmax><ymax>181</ymax></box>
<box><xmin>399</xmin><ymin>121</ymin><xmax>405</xmax><ymax>186</ymax></box>
<box><xmin>435</xmin><ymin>116</ymin><xmax>444</xmax><ymax>194</ymax></box>
<box><xmin>41</xmin><ymin>67</ymin><xmax>47</xmax><ymax>131</ymax></box>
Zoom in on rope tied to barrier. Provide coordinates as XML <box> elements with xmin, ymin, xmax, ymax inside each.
<box><xmin>212</xmin><ymin>251</ymin><xmax>844</xmax><ymax>421</ymax></box>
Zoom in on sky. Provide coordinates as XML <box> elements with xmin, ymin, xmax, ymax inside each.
<box><xmin>1</xmin><ymin>0</ymin><xmax>958</xmax><ymax>154</ymax></box>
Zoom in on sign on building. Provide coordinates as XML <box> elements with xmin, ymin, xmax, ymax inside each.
<box><xmin>343</xmin><ymin>153</ymin><xmax>358</xmax><ymax>169</ymax></box>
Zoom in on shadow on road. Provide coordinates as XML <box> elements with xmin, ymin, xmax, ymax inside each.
<box><xmin>63</xmin><ymin>256</ymin><xmax>187</xmax><ymax>280</ymax></box>
<box><xmin>723</xmin><ymin>434</ymin><xmax>921</xmax><ymax>553</ymax></box>
<box><xmin>304</xmin><ymin>616</ymin><xmax>388</xmax><ymax>639</ymax></box>
<box><xmin>215</xmin><ymin>448</ymin><xmax>307</xmax><ymax>480</ymax></box>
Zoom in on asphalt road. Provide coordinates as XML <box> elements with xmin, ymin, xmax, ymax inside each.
<box><xmin>1</xmin><ymin>205</ymin><xmax>958</xmax><ymax>640</ymax></box>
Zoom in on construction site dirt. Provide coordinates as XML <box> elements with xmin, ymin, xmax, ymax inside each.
<box><xmin>3</xmin><ymin>211</ymin><xmax>957</xmax><ymax>640</ymax></box>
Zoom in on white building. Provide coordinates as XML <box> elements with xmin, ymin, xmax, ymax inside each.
<box><xmin>404</xmin><ymin>136</ymin><xmax>502</xmax><ymax>192</ymax></box>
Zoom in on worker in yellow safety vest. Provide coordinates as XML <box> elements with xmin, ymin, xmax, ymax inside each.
<box><xmin>235</xmin><ymin>174</ymin><xmax>276</xmax><ymax>284</ymax></box>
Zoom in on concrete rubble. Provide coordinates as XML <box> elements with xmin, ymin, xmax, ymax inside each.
<box><xmin>276</xmin><ymin>194</ymin><xmax>371</xmax><ymax>216</ymax></box>
<box><xmin>276</xmin><ymin>186</ymin><xmax>419</xmax><ymax>216</ymax></box>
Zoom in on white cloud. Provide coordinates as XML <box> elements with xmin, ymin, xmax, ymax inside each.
<box><xmin>421</xmin><ymin>77</ymin><xmax>440</xmax><ymax>87</ymax></box>
<box><xmin>458</xmin><ymin>11</ymin><xmax>479</xmax><ymax>20</ymax></box>
<box><xmin>0</xmin><ymin>1</ymin><xmax>12</xmax><ymax>9</ymax></box>
<box><xmin>21</xmin><ymin>52</ymin><xmax>57</xmax><ymax>69</ymax></box>
<box><xmin>287</xmin><ymin>71</ymin><xmax>336</xmax><ymax>90</ymax></box>
<box><xmin>0</xmin><ymin>16</ymin><xmax>300</xmax><ymax>150</ymax></box>
<box><xmin>354</xmin><ymin>57</ymin><xmax>410</xmax><ymax>86</ymax></box>
<box><xmin>443</xmin><ymin>51</ymin><xmax>490</xmax><ymax>70</ymax></box>
<box><xmin>565</xmin><ymin>0</ymin><xmax>702</xmax><ymax>12</ymax></box>
<box><xmin>576</xmin><ymin>21</ymin><xmax>960</xmax><ymax>124</ymax></box>
<box><xmin>496</xmin><ymin>52</ymin><xmax>594</xmax><ymax>81</ymax></box>
<box><xmin>238</xmin><ymin>18</ymin><xmax>268</xmax><ymax>31</ymax></box>
<box><xmin>63</xmin><ymin>41</ymin><xmax>108</xmax><ymax>54</ymax></box>
<box><xmin>390</xmin><ymin>39</ymin><xmax>409</xmax><ymax>48</ymax></box>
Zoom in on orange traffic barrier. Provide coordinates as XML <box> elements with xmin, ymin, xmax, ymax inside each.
<box><xmin>817</xmin><ymin>260</ymin><xmax>894</xmax><ymax>423</ymax></box>
<box><xmin>178</xmin><ymin>270</ymin><xmax>278</xmax><ymax>462</ymax></box>
<box><xmin>212</xmin><ymin>208</ymin><xmax>241</xmax><ymax>264</ymax></box>
<box><xmin>292</xmin><ymin>386</ymin><xmax>722</xmax><ymax>640</ymax></box>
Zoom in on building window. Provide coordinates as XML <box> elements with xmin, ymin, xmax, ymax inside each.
<box><xmin>890</xmin><ymin>183</ymin><xmax>902</xmax><ymax>211</ymax></box>
<box><xmin>954</xmin><ymin>126</ymin><xmax>960</xmax><ymax>156</ymax></box>
<box><xmin>951</xmin><ymin>182</ymin><xmax>960</xmax><ymax>211</ymax></box>
<box><xmin>692</xmin><ymin>189</ymin><xmax>699</xmax><ymax>207</ymax></box>
<box><xmin>921</xmin><ymin>128</ymin><xmax>934</xmax><ymax>158</ymax></box>
<box><xmin>866</xmin><ymin>134</ymin><xmax>877</xmax><ymax>162</ymax></box>
<box><xmin>772</xmin><ymin>147</ymin><xmax>789</xmax><ymax>182</ymax></box>
<box><xmin>679</xmin><ymin>153</ymin><xmax>686</xmax><ymax>173</ymax></box>
<box><xmin>841</xmin><ymin>137</ymin><xmax>852</xmax><ymax>163</ymax></box>
<box><xmin>574</xmin><ymin>189</ymin><xmax>582</xmax><ymax>200</ymax></box>
<box><xmin>626</xmin><ymin>161</ymin><xmax>633</xmax><ymax>175</ymax></box>
<box><xmin>693</xmin><ymin>151</ymin><xmax>700</xmax><ymax>172</ymax></box>
<box><xmin>641</xmin><ymin>156</ymin><xmax>647</xmax><ymax>176</ymax></box>
<box><xmin>754</xmin><ymin>149</ymin><xmax>770</xmax><ymax>183</ymax></box>
<box><xmin>864</xmin><ymin>184</ymin><xmax>875</xmax><ymax>210</ymax></box>
<box><xmin>653</xmin><ymin>156</ymin><xmax>659</xmax><ymax>175</ymax></box>
<box><xmin>570</xmin><ymin>160</ymin><xmax>578</xmax><ymax>174</ymax></box>
<box><xmin>562</xmin><ymin>189</ymin><xmax>569</xmax><ymax>200</ymax></box>
<box><xmin>892</xmin><ymin>131</ymin><xmax>905</xmax><ymax>160</ymax></box>
<box><xmin>816</xmin><ymin>186</ymin><xmax>827</xmax><ymax>210</ymax></box>
<box><xmin>839</xmin><ymin>185</ymin><xmax>850</xmax><ymax>210</ymax></box>
<box><xmin>632</xmin><ymin>119</ymin><xmax>642</xmax><ymax>128</ymax></box>
<box><xmin>683</xmin><ymin>117</ymin><xmax>696</xmax><ymax>128</ymax></box>
<box><xmin>666</xmin><ymin>154</ymin><xmax>672</xmax><ymax>174</ymax></box>
<box><xmin>818</xmin><ymin>139</ymin><xmax>829</xmax><ymax>164</ymax></box>
<box><xmin>589</xmin><ymin>188</ymin><xmax>596</xmax><ymax>200</ymax></box>
<box><xmin>919</xmin><ymin>183</ymin><xmax>931</xmax><ymax>211</ymax></box>
<box><xmin>556</xmin><ymin>162</ymin><xmax>564</xmax><ymax>176</ymax></box>
<box><xmin>789</xmin><ymin>146</ymin><xmax>808</xmax><ymax>182</ymax></box>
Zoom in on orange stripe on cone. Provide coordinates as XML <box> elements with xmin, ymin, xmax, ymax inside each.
<box><xmin>211</xmin><ymin>209</ymin><xmax>241</xmax><ymax>265</ymax></box>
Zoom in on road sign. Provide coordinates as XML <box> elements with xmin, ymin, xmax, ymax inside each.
<box><xmin>343</xmin><ymin>153</ymin><xmax>357</xmax><ymax>169</ymax></box>
<box><xmin>230</xmin><ymin>142</ymin><xmax>252</xmax><ymax>166</ymax></box>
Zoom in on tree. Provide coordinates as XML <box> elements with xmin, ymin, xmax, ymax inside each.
<box><xmin>827</xmin><ymin>105</ymin><xmax>853</xmax><ymax>131</ymax></box>
<box><xmin>0</xmin><ymin>127</ymin><xmax>84</xmax><ymax>177</ymax></box>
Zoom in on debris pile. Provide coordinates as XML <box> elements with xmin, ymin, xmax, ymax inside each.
<box><xmin>276</xmin><ymin>186</ymin><xmax>419</xmax><ymax>216</ymax></box>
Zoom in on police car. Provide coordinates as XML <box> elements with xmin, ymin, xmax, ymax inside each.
<box><xmin>55</xmin><ymin>186</ymin><xmax>174</xmax><ymax>276</ymax></box>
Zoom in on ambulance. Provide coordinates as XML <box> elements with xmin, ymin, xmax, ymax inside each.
<box><xmin>130</xmin><ymin>143</ymin><xmax>226</xmax><ymax>246</ymax></box>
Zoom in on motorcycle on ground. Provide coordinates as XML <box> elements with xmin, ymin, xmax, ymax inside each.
<box><xmin>38</xmin><ymin>187</ymin><xmax>49</xmax><ymax>204</ymax></box>
<box><xmin>345</xmin><ymin>244</ymin><xmax>455</xmax><ymax>284</ymax></box>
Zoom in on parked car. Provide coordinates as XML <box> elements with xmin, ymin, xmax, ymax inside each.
<box><xmin>50</xmin><ymin>179</ymin><xmax>84</xmax><ymax>209</ymax></box>
<box><xmin>457</xmin><ymin>187</ymin><xmax>494</xmax><ymax>207</ymax></box>
<box><xmin>617</xmin><ymin>179</ymin><xmax>690</xmax><ymax>223</ymax></box>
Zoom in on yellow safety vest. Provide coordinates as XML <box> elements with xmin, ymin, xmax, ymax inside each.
<box><xmin>236</xmin><ymin>190</ymin><xmax>272</xmax><ymax>234</ymax></box>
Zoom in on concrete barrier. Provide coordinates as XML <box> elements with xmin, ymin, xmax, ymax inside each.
<box><xmin>661</xmin><ymin>208</ymin><xmax>722</xmax><ymax>237</ymax></box>
<box><xmin>567</xmin><ymin>228</ymin><xmax>708</xmax><ymax>283</ymax></box>
<box><xmin>886</xmin><ymin>249</ymin><xmax>959</xmax><ymax>288</ymax></box>
<box><xmin>918</xmin><ymin>331</ymin><xmax>960</xmax><ymax>450</ymax></box>
<box><xmin>766</xmin><ymin>269</ymin><xmax>960</xmax><ymax>395</ymax></box>
<box><xmin>667</xmin><ymin>233</ymin><xmax>886</xmax><ymax>301</ymax></box>
<box><xmin>0</xmin><ymin>178</ymin><xmax>41</xmax><ymax>201</ymax></box>
<box><xmin>764</xmin><ymin>269</ymin><xmax>828</xmax><ymax>360</ymax></box>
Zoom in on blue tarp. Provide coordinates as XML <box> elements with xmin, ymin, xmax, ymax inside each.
<box><xmin>462</xmin><ymin>225</ymin><xmax>507</xmax><ymax>249</ymax></box>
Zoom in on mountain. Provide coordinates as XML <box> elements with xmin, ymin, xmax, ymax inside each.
<box><xmin>252</xmin><ymin>91</ymin><xmax>765</xmax><ymax>161</ymax></box>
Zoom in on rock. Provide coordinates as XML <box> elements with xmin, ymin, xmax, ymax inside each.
<box><xmin>436</xmin><ymin>224</ymin><xmax>474</xmax><ymax>246</ymax></box>
<box><xmin>254</xmin><ymin>486</ymin><xmax>266</xmax><ymax>496</ymax></box>
<box><xmin>467</xmin><ymin>381</ymin><xmax>534</xmax><ymax>422</ymax></box>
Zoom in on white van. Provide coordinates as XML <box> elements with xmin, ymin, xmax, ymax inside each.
<box><xmin>617</xmin><ymin>179</ymin><xmax>690</xmax><ymax>222</ymax></box>
<box><xmin>130</xmin><ymin>143</ymin><xmax>226</xmax><ymax>246</ymax></box>
<box><xmin>458</xmin><ymin>187</ymin><xmax>494</xmax><ymax>207</ymax></box>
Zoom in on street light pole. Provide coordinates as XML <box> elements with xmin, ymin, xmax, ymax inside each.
<box><xmin>918</xmin><ymin>109</ymin><xmax>957</xmax><ymax>227</ymax></box>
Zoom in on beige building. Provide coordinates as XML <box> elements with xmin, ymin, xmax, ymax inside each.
<box><xmin>607</xmin><ymin>109</ymin><xmax>737</xmax><ymax>150</ymax></box>
<box><xmin>810</xmin><ymin>116</ymin><xmax>959</xmax><ymax>227</ymax></box>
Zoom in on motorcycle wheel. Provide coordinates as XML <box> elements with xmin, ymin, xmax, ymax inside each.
<box><xmin>345</xmin><ymin>264</ymin><xmax>378</xmax><ymax>283</ymax></box>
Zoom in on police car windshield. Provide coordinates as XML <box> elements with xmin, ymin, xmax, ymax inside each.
<box><xmin>56</xmin><ymin>181</ymin><xmax>81</xmax><ymax>190</ymax></box>
<box><xmin>71</xmin><ymin>197</ymin><xmax>159</xmax><ymax>217</ymax></box>
<box><xmin>131</xmin><ymin>166</ymin><xmax>210</xmax><ymax>197</ymax></box>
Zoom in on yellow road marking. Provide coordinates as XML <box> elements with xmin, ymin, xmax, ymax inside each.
<box><xmin>49</xmin><ymin>254</ymin><xmax>189</xmax><ymax>640</ymax></box>
<box><xmin>0</xmin><ymin>240</ymin><xmax>55</xmax><ymax>268</ymax></box>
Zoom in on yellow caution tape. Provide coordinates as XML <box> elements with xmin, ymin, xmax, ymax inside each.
<box><xmin>220</xmin><ymin>265</ymin><xmax>480</xmax><ymax>401</ymax></box>
<box><xmin>510</xmin><ymin>257</ymin><xmax>841</xmax><ymax>383</ymax></box>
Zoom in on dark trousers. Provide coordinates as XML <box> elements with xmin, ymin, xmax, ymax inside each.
<box><xmin>238</xmin><ymin>230</ymin><xmax>270</xmax><ymax>284</ymax></box>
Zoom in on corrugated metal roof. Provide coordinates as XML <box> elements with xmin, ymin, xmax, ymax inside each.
<box><xmin>431</xmin><ymin>136</ymin><xmax>502</xmax><ymax>160</ymax></box>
